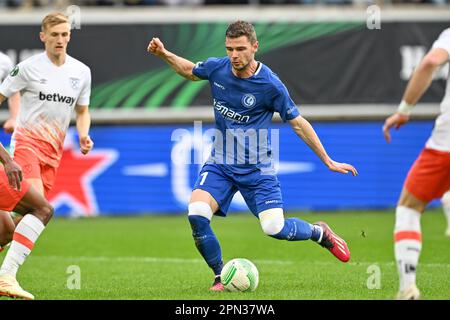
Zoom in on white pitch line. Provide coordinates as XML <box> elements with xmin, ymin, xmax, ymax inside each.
<box><xmin>30</xmin><ymin>255</ymin><xmax>450</xmax><ymax>268</ymax></box>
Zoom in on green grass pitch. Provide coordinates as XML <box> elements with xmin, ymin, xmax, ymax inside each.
<box><xmin>1</xmin><ymin>209</ymin><xmax>448</xmax><ymax>300</ymax></box>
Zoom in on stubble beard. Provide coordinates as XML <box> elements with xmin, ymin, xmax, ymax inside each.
<box><xmin>233</xmin><ymin>60</ymin><xmax>250</xmax><ymax>72</ymax></box>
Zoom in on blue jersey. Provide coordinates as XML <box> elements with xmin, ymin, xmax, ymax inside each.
<box><xmin>193</xmin><ymin>57</ymin><xmax>300</xmax><ymax>174</ymax></box>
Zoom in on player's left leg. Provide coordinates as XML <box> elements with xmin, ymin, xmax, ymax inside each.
<box><xmin>441</xmin><ymin>190</ymin><xmax>450</xmax><ymax>236</ymax></box>
<box><xmin>394</xmin><ymin>148</ymin><xmax>450</xmax><ymax>300</ymax></box>
<box><xmin>0</xmin><ymin>211</ymin><xmax>25</xmax><ymax>251</ymax></box>
<box><xmin>0</xmin><ymin>212</ymin><xmax>15</xmax><ymax>250</ymax></box>
<box><xmin>394</xmin><ymin>188</ymin><xmax>426</xmax><ymax>300</ymax></box>
<box><xmin>258</xmin><ymin>208</ymin><xmax>350</xmax><ymax>262</ymax></box>
<box><xmin>239</xmin><ymin>170</ymin><xmax>350</xmax><ymax>262</ymax></box>
<box><xmin>258</xmin><ymin>208</ymin><xmax>318</xmax><ymax>241</ymax></box>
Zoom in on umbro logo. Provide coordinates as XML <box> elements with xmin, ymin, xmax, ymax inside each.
<box><xmin>32</xmin><ymin>78</ymin><xmax>47</xmax><ymax>84</ymax></box>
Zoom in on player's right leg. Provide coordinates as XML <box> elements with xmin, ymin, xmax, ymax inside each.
<box><xmin>188</xmin><ymin>164</ymin><xmax>236</xmax><ymax>291</ymax></box>
<box><xmin>0</xmin><ymin>180</ymin><xmax>53</xmax><ymax>300</ymax></box>
<box><xmin>0</xmin><ymin>160</ymin><xmax>27</xmax><ymax>250</ymax></box>
<box><xmin>188</xmin><ymin>189</ymin><xmax>223</xmax><ymax>291</ymax></box>
<box><xmin>442</xmin><ymin>190</ymin><xmax>450</xmax><ymax>236</ymax></box>
<box><xmin>0</xmin><ymin>150</ymin><xmax>46</xmax><ymax>250</ymax></box>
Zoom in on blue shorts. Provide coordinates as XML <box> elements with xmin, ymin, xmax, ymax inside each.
<box><xmin>193</xmin><ymin>163</ymin><xmax>283</xmax><ymax>217</ymax></box>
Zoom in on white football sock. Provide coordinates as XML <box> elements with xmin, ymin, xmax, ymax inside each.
<box><xmin>394</xmin><ymin>206</ymin><xmax>422</xmax><ymax>292</ymax></box>
<box><xmin>442</xmin><ymin>191</ymin><xmax>450</xmax><ymax>231</ymax></box>
<box><xmin>0</xmin><ymin>215</ymin><xmax>45</xmax><ymax>277</ymax></box>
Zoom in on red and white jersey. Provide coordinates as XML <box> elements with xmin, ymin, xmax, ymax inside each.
<box><xmin>0</xmin><ymin>51</ymin><xmax>13</xmax><ymax>83</ymax></box>
<box><xmin>427</xmin><ymin>28</ymin><xmax>450</xmax><ymax>152</ymax></box>
<box><xmin>0</xmin><ymin>52</ymin><xmax>91</xmax><ymax>167</ymax></box>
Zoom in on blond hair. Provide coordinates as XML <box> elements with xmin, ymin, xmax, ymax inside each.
<box><xmin>41</xmin><ymin>13</ymin><xmax>69</xmax><ymax>32</ymax></box>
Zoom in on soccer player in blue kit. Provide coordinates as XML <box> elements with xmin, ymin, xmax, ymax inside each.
<box><xmin>148</xmin><ymin>20</ymin><xmax>358</xmax><ymax>291</ymax></box>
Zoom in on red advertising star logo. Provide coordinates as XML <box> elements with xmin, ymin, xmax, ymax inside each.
<box><xmin>48</xmin><ymin>146</ymin><xmax>117</xmax><ymax>216</ymax></box>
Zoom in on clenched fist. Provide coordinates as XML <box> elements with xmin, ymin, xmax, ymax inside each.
<box><xmin>79</xmin><ymin>135</ymin><xmax>94</xmax><ymax>155</ymax></box>
<box><xmin>147</xmin><ymin>37</ymin><xmax>166</xmax><ymax>57</ymax></box>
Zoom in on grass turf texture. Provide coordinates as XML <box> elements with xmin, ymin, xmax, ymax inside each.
<box><xmin>1</xmin><ymin>209</ymin><xmax>448</xmax><ymax>300</ymax></box>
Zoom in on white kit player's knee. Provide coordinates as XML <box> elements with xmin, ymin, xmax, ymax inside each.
<box><xmin>258</xmin><ymin>208</ymin><xmax>285</xmax><ymax>236</ymax></box>
<box><xmin>394</xmin><ymin>205</ymin><xmax>421</xmax><ymax>233</ymax></box>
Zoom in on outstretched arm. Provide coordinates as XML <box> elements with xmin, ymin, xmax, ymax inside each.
<box><xmin>383</xmin><ymin>48</ymin><xmax>449</xmax><ymax>143</ymax></box>
<box><xmin>288</xmin><ymin>115</ymin><xmax>358</xmax><ymax>176</ymax></box>
<box><xmin>147</xmin><ymin>37</ymin><xmax>201</xmax><ymax>81</ymax></box>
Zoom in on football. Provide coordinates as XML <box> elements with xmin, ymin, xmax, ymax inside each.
<box><xmin>220</xmin><ymin>258</ymin><xmax>259</xmax><ymax>292</ymax></box>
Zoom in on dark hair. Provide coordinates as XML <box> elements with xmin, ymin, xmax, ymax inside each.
<box><xmin>225</xmin><ymin>20</ymin><xmax>257</xmax><ymax>44</ymax></box>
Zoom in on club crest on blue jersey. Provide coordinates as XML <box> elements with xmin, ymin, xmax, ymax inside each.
<box><xmin>241</xmin><ymin>94</ymin><xmax>256</xmax><ymax>108</ymax></box>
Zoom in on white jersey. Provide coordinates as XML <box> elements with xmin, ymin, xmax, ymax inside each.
<box><xmin>0</xmin><ymin>51</ymin><xmax>13</xmax><ymax>83</ymax></box>
<box><xmin>426</xmin><ymin>28</ymin><xmax>450</xmax><ymax>152</ymax></box>
<box><xmin>0</xmin><ymin>52</ymin><xmax>91</xmax><ymax>167</ymax></box>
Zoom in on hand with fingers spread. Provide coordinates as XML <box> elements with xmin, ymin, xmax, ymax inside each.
<box><xmin>3</xmin><ymin>160</ymin><xmax>23</xmax><ymax>191</ymax></box>
<box><xmin>383</xmin><ymin>112</ymin><xmax>410</xmax><ymax>143</ymax></box>
<box><xmin>79</xmin><ymin>135</ymin><xmax>94</xmax><ymax>155</ymax></box>
<box><xmin>327</xmin><ymin>159</ymin><xmax>358</xmax><ymax>176</ymax></box>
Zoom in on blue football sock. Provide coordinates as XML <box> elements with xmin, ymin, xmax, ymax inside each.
<box><xmin>188</xmin><ymin>215</ymin><xmax>223</xmax><ymax>276</ymax></box>
<box><xmin>310</xmin><ymin>224</ymin><xmax>323</xmax><ymax>242</ymax></box>
<box><xmin>270</xmin><ymin>218</ymin><xmax>314</xmax><ymax>241</ymax></box>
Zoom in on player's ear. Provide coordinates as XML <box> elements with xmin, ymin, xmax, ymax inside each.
<box><xmin>253</xmin><ymin>41</ymin><xmax>259</xmax><ymax>53</ymax></box>
<box><xmin>39</xmin><ymin>31</ymin><xmax>45</xmax><ymax>43</ymax></box>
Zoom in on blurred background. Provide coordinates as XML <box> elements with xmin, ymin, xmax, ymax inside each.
<box><xmin>1</xmin><ymin>1</ymin><xmax>450</xmax><ymax>8</ymax></box>
<box><xmin>0</xmin><ymin>2</ymin><xmax>448</xmax><ymax>217</ymax></box>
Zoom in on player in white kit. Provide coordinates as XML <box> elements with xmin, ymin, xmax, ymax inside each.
<box><xmin>0</xmin><ymin>12</ymin><xmax>93</xmax><ymax>299</ymax></box>
<box><xmin>0</xmin><ymin>51</ymin><xmax>20</xmax><ymax>133</ymax></box>
<box><xmin>383</xmin><ymin>28</ymin><xmax>450</xmax><ymax>300</ymax></box>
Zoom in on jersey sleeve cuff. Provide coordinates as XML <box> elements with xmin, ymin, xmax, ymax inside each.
<box><xmin>0</xmin><ymin>87</ymin><xmax>11</xmax><ymax>98</ymax></box>
<box><xmin>76</xmin><ymin>98</ymin><xmax>90</xmax><ymax>106</ymax></box>
<box><xmin>285</xmin><ymin>107</ymin><xmax>300</xmax><ymax>121</ymax></box>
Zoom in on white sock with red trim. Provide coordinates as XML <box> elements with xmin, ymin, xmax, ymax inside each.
<box><xmin>0</xmin><ymin>215</ymin><xmax>45</xmax><ymax>278</ymax></box>
<box><xmin>394</xmin><ymin>206</ymin><xmax>422</xmax><ymax>292</ymax></box>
